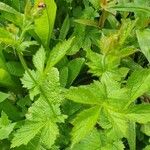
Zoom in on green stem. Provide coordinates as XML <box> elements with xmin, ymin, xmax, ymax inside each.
<box><xmin>19</xmin><ymin>22</ymin><xmax>32</xmax><ymax>42</ymax></box>
<box><xmin>18</xmin><ymin>52</ymin><xmax>36</xmax><ymax>83</ymax></box>
<box><xmin>99</xmin><ymin>0</ymin><xmax>107</xmax><ymax>28</ymax></box>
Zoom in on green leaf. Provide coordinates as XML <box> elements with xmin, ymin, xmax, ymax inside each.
<box><xmin>127</xmin><ymin>104</ymin><xmax>150</xmax><ymax>123</ymax></box>
<box><xmin>21</xmin><ymin>70</ymin><xmax>38</xmax><ymax>90</ymax></box>
<box><xmin>11</xmin><ymin>121</ymin><xmax>45</xmax><ymax>148</ymax></box>
<box><xmin>126</xmin><ymin>69</ymin><xmax>150</xmax><ymax>107</ymax></box>
<box><xmin>13</xmin><ymin>135</ymin><xmax>47</xmax><ymax>150</ymax></box>
<box><xmin>0</xmin><ymin>68</ymin><xmax>16</xmax><ymax>88</ymax></box>
<box><xmin>0</xmin><ymin>27</ymin><xmax>14</xmax><ymax>39</ymax></box>
<box><xmin>65</xmin><ymin>81</ymin><xmax>106</xmax><ymax>105</ymax></box>
<box><xmin>0</xmin><ymin>100</ymin><xmax>22</xmax><ymax>121</ymax></box>
<box><xmin>98</xmin><ymin>108</ymin><xmax>112</xmax><ymax>129</ymax></box>
<box><xmin>45</xmin><ymin>37</ymin><xmax>74</xmax><ymax>71</ymax></box>
<box><xmin>34</xmin><ymin>0</ymin><xmax>57</xmax><ymax>48</ymax></box>
<box><xmin>39</xmin><ymin>121</ymin><xmax>59</xmax><ymax>149</ymax></box>
<box><xmin>18</xmin><ymin>41</ymin><xmax>38</xmax><ymax>52</ymax></box>
<box><xmin>67</xmin><ymin>58</ymin><xmax>85</xmax><ymax>87</ymax></box>
<box><xmin>119</xmin><ymin>46</ymin><xmax>137</xmax><ymax>58</ymax></box>
<box><xmin>6</xmin><ymin>61</ymin><xmax>24</xmax><ymax>77</ymax></box>
<box><xmin>0</xmin><ymin>27</ymin><xmax>16</xmax><ymax>46</ymax></box>
<box><xmin>59</xmin><ymin>67</ymin><xmax>68</xmax><ymax>87</ymax></box>
<box><xmin>86</xmin><ymin>49</ymin><xmax>104</xmax><ymax>76</ymax></box>
<box><xmin>72</xmin><ymin>129</ymin><xmax>101</xmax><ymax>150</ymax></box>
<box><xmin>59</xmin><ymin>14</ymin><xmax>70</xmax><ymax>40</ymax></box>
<box><xmin>11</xmin><ymin>97</ymin><xmax>65</xmax><ymax>148</ymax></box>
<box><xmin>0</xmin><ymin>48</ymin><xmax>6</xmax><ymax>69</ymax></box>
<box><xmin>21</xmin><ymin>67</ymin><xmax>62</xmax><ymax>102</ymax></box>
<box><xmin>89</xmin><ymin>0</ymin><xmax>100</xmax><ymax>10</ymax></box>
<box><xmin>109</xmin><ymin>3</ymin><xmax>150</xmax><ymax>16</ymax></box>
<box><xmin>71</xmin><ymin>106</ymin><xmax>100</xmax><ymax>146</ymax></box>
<box><xmin>41</xmin><ymin>67</ymin><xmax>63</xmax><ymax>104</ymax></box>
<box><xmin>33</xmin><ymin>46</ymin><xmax>46</xmax><ymax>73</ymax></box>
<box><xmin>136</xmin><ymin>29</ymin><xmax>150</xmax><ymax>63</ymax></box>
<box><xmin>101</xmin><ymin>73</ymin><xmax>130</xmax><ymax>110</ymax></box>
<box><xmin>0</xmin><ymin>92</ymin><xmax>9</xmax><ymax>103</ymax></box>
<box><xmin>106</xmin><ymin>110</ymin><xmax>129</xmax><ymax>140</ymax></box>
<box><xmin>141</xmin><ymin>123</ymin><xmax>150</xmax><ymax>136</ymax></box>
<box><xmin>0</xmin><ymin>2</ymin><xmax>23</xmax><ymax>26</ymax></box>
<box><xmin>74</xmin><ymin>19</ymin><xmax>99</xmax><ymax>28</ymax></box>
<box><xmin>143</xmin><ymin>145</ymin><xmax>150</xmax><ymax>150</ymax></box>
<box><xmin>12</xmin><ymin>121</ymin><xmax>59</xmax><ymax>149</ymax></box>
<box><xmin>86</xmin><ymin>50</ymin><xmax>121</xmax><ymax>78</ymax></box>
<box><xmin>118</xmin><ymin>19</ymin><xmax>137</xmax><ymax>46</ymax></box>
<box><xmin>21</xmin><ymin>47</ymin><xmax>63</xmax><ymax>102</ymax></box>
<box><xmin>0</xmin><ymin>2</ymin><xmax>21</xmax><ymax>15</ymax></box>
<box><xmin>26</xmin><ymin>97</ymin><xmax>66</xmax><ymax>124</ymax></box>
<box><xmin>0</xmin><ymin>111</ymin><xmax>16</xmax><ymax>140</ymax></box>
<box><xmin>101</xmin><ymin>140</ymin><xmax>125</xmax><ymax>150</ymax></box>
<box><xmin>127</xmin><ymin>122</ymin><xmax>136</xmax><ymax>150</ymax></box>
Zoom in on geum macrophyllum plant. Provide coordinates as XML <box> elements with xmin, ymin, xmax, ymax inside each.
<box><xmin>0</xmin><ymin>0</ymin><xmax>150</xmax><ymax>150</ymax></box>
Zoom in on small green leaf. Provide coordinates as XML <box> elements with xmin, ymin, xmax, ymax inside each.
<box><xmin>0</xmin><ymin>2</ymin><xmax>23</xmax><ymax>26</ymax></box>
<box><xmin>59</xmin><ymin>67</ymin><xmax>68</xmax><ymax>87</ymax></box>
<box><xmin>109</xmin><ymin>3</ymin><xmax>150</xmax><ymax>16</ymax></box>
<box><xmin>45</xmin><ymin>37</ymin><xmax>74</xmax><ymax>71</ymax></box>
<box><xmin>127</xmin><ymin>122</ymin><xmax>136</xmax><ymax>150</ymax></box>
<box><xmin>0</xmin><ymin>68</ymin><xmax>16</xmax><ymax>88</ymax></box>
<box><xmin>107</xmin><ymin>110</ymin><xmax>129</xmax><ymax>140</ymax></box>
<box><xmin>11</xmin><ymin>121</ymin><xmax>44</xmax><ymax>148</ymax></box>
<box><xmin>33</xmin><ymin>46</ymin><xmax>46</xmax><ymax>73</ymax></box>
<box><xmin>126</xmin><ymin>69</ymin><xmax>150</xmax><ymax>106</ymax></box>
<box><xmin>6</xmin><ymin>61</ymin><xmax>24</xmax><ymax>77</ymax></box>
<box><xmin>21</xmin><ymin>70</ymin><xmax>38</xmax><ymax>90</ymax></box>
<box><xmin>143</xmin><ymin>145</ymin><xmax>150</xmax><ymax>150</ymax></box>
<box><xmin>127</xmin><ymin>104</ymin><xmax>150</xmax><ymax>123</ymax></box>
<box><xmin>0</xmin><ymin>111</ymin><xmax>16</xmax><ymax>140</ymax></box>
<box><xmin>0</xmin><ymin>92</ymin><xmax>9</xmax><ymax>103</ymax></box>
<box><xmin>18</xmin><ymin>41</ymin><xmax>38</xmax><ymax>52</ymax></box>
<box><xmin>72</xmin><ymin>129</ymin><xmax>101</xmax><ymax>150</ymax></box>
<box><xmin>0</xmin><ymin>27</ymin><xmax>14</xmax><ymax>39</ymax></box>
<box><xmin>89</xmin><ymin>0</ymin><xmax>100</xmax><ymax>10</ymax></box>
<box><xmin>0</xmin><ymin>27</ymin><xmax>16</xmax><ymax>46</ymax></box>
<box><xmin>40</xmin><ymin>121</ymin><xmax>59</xmax><ymax>149</ymax></box>
<box><xmin>66</xmin><ymin>81</ymin><xmax>106</xmax><ymax>105</ymax></box>
<box><xmin>41</xmin><ymin>67</ymin><xmax>63</xmax><ymax>104</ymax></box>
<box><xmin>86</xmin><ymin>49</ymin><xmax>104</xmax><ymax>77</ymax></box>
<box><xmin>59</xmin><ymin>14</ymin><xmax>70</xmax><ymax>40</ymax></box>
<box><xmin>101</xmin><ymin>140</ymin><xmax>125</xmax><ymax>150</ymax></box>
<box><xmin>74</xmin><ymin>19</ymin><xmax>99</xmax><ymax>28</ymax></box>
<box><xmin>136</xmin><ymin>29</ymin><xmax>150</xmax><ymax>63</ymax></box>
<box><xmin>0</xmin><ymin>100</ymin><xmax>22</xmax><ymax>121</ymax></box>
<box><xmin>71</xmin><ymin>106</ymin><xmax>100</xmax><ymax>146</ymax></box>
<box><xmin>141</xmin><ymin>123</ymin><xmax>150</xmax><ymax>136</ymax></box>
<box><xmin>0</xmin><ymin>2</ymin><xmax>21</xmax><ymax>15</ymax></box>
<box><xmin>67</xmin><ymin>58</ymin><xmax>85</xmax><ymax>87</ymax></box>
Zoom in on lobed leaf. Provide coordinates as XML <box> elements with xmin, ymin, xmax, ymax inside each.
<box><xmin>66</xmin><ymin>81</ymin><xmax>106</xmax><ymax>105</ymax></box>
<box><xmin>45</xmin><ymin>37</ymin><xmax>74</xmax><ymax>71</ymax></box>
<box><xmin>71</xmin><ymin>106</ymin><xmax>100</xmax><ymax>146</ymax></box>
<box><xmin>127</xmin><ymin>104</ymin><xmax>150</xmax><ymax>123</ymax></box>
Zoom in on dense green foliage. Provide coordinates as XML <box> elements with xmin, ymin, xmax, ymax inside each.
<box><xmin>0</xmin><ymin>0</ymin><xmax>150</xmax><ymax>149</ymax></box>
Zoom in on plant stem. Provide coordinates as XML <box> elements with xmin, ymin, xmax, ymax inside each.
<box><xmin>99</xmin><ymin>0</ymin><xmax>107</xmax><ymax>28</ymax></box>
<box><xmin>18</xmin><ymin>52</ymin><xmax>36</xmax><ymax>83</ymax></box>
